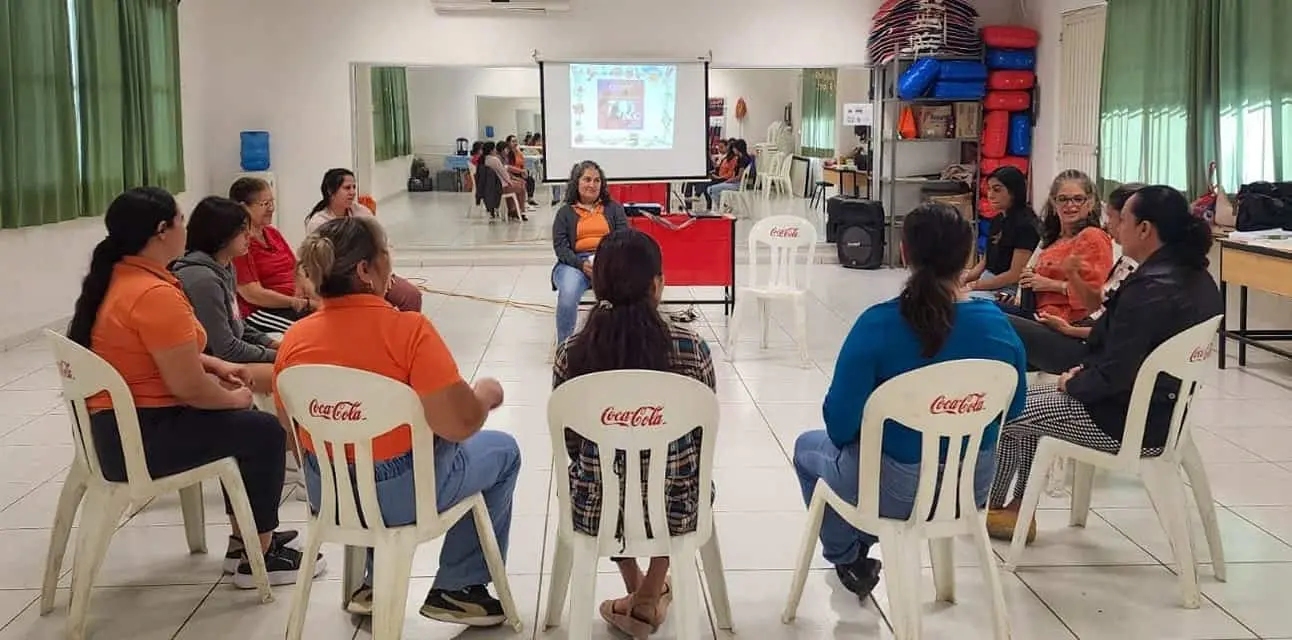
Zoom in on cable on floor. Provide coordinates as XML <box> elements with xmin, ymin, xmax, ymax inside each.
<box><xmin>404</xmin><ymin>277</ymin><xmax>701</xmax><ymax>322</ymax></box>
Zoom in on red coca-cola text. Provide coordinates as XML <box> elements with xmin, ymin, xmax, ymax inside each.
<box><xmin>929</xmin><ymin>393</ymin><xmax>987</xmax><ymax>415</ymax></box>
<box><xmin>769</xmin><ymin>226</ymin><xmax>800</xmax><ymax>238</ymax></box>
<box><xmin>308</xmin><ymin>399</ymin><xmax>365</xmax><ymax>421</ymax></box>
<box><xmin>1188</xmin><ymin>345</ymin><xmax>1212</xmax><ymax>362</ymax></box>
<box><xmin>57</xmin><ymin>360</ymin><xmax>74</xmax><ymax>381</ymax></box>
<box><xmin>600</xmin><ymin>405</ymin><xmax>665</xmax><ymax>427</ymax></box>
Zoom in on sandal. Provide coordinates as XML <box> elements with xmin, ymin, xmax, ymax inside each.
<box><xmin>598</xmin><ymin>582</ymin><xmax>672</xmax><ymax>639</ymax></box>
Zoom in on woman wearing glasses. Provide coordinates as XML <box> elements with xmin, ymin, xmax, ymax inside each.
<box><xmin>1000</xmin><ymin>170</ymin><xmax>1112</xmax><ymax>323</ymax></box>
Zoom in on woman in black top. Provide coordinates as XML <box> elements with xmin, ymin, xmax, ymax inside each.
<box><xmin>963</xmin><ymin>166</ymin><xmax>1040</xmax><ymax>299</ymax></box>
<box><xmin>986</xmin><ymin>185</ymin><xmax>1222</xmax><ymax>542</ymax></box>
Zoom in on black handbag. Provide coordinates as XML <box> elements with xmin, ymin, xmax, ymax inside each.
<box><xmin>1235</xmin><ymin>181</ymin><xmax>1292</xmax><ymax>231</ymax></box>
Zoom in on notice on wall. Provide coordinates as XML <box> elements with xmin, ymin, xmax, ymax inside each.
<box><xmin>842</xmin><ymin>103</ymin><xmax>873</xmax><ymax>127</ymax></box>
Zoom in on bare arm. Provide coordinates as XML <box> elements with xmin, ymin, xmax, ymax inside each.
<box><xmin>962</xmin><ymin>260</ymin><xmax>986</xmax><ymax>284</ymax></box>
<box><xmin>236</xmin><ymin>281</ymin><xmax>301</xmax><ymax>310</ymax></box>
<box><xmin>419</xmin><ymin>380</ymin><xmax>498</xmax><ymax>443</ymax></box>
<box><xmin>972</xmin><ymin>249</ymin><xmax>1032</xmax><ymax>291</ymax></box>
<box><xmin>1063</xmin><ymin>261</ymin><xmax>1105</xmax><ymax>312</ymax></box>
<box><xmin>153</xmin><ymin>342</ymin><xmax>253</xmax><ymax>410</ymax></box>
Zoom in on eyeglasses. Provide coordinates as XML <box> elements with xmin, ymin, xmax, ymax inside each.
<box><xmin>254</xmin><ymin>200</ymin><xmax>275</xmax><ymax>208</ymax></box>
<box><xmin>1054</xmin><ymin>195</ymin><xmax>1089</xmax><ymax>207</ymax></box>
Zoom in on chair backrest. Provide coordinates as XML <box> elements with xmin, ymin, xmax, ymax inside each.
<box><xmin>45</xmin><ymin>330</ymin><xmax>147</xmax><ymax>485</ymax></box>
<box><xmin>855</xmin><ymin>359</ymin><xmax>1019</xmax><ymax>527</ymax></box>
<box><xmin>1117</xmin><ymin>314</ymin><xmax>1224</xmax><ymax>460</ymax></box>
<box><xmin>547</xmin><ymin>370</ymin><xmax>719</xmax><ymax>554</ymax></box>
<box><xmin>736</xmin><ymin>165</ymin><xmax>753</xmax><ymax>192</ymax></box>
<box><xmin>775</xmin><ymin>152</ymin><xmax>793</xmax><ymax>178</ymax></box>
<box><xmin>276</xmin><ymin>364</ymin><xmax>439</xmax><ymax>533</ymax></box>
<box><xmin>747</xmin><ymin>215</ymin><xmax>818</xmax><ymax>293</ymax></box>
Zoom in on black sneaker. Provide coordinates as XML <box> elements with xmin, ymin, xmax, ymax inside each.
<box><xmin>419</xmin><ymin>585</ymin><xmax>506</xmax><ymax>627</ymax></box>
<box><xmin>835</xmin><ymin>556</ymin><xmax>883</xmax><ymax>600</ymax></box>
<box><xmin>223</xmin><ymin>530</ymin><xmax>299</xmax><ymax>574</ymax></box>
<box><xmin>232</xmin><ymin>538</ymin><xmax>326</xmax><ymax>589</ymax></box>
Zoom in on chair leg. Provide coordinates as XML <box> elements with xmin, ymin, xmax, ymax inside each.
<box><xmin>341</xmin><ymin>545</ymin><xmax>366</xmax><ymax>609</ymax></box>
<box><xmin>67</xmin><ymin>488</ymin><xmax>130</xmax><ymax>640</ymax></box>
<box><xmin>563</xmin><ymin>546</ymin><xmax>599</xmax><ymax>640</ymax></box>
<box><xmin>700</xmin><ymin>534</ymin><xmax>733</xmax><ymax>631</ymax></box>
<box><xmin>285</xmin><ymin>528</ymin><xmax>324</xmax><ymax>640</ymax></box>
<box><xmin>782</xmin><ymin>489</ymin><xmax>827</xmax><ymax>623</ymax></box>
<box><xmin>929</xmin><ymin>537</ymin><xmax>955</xmax><ymax>603</ymax></box>
<box><xmin>41</xmin><ymin>463</ymin><xmax>88</xmax><ymax>615</ymax></box>
<box><xmin>220</xmin><ymin>468</ymin><xmax>273</xmax><ymax>604</ymax></box>
<box><xmin>880</xmin><ymin>534</ymin><xmax>922</xmax><ymax>640</ymax></box>
<box><xmin>793</xmin><ymin>297</ymin><xmax>810</xmax><ymax>367</ymax></box>
<box><xmin>725</xmin><ymin>298</ymin><xmax>749</xmax><ymax>362</ymax></box>
<box><xmin>179</xmin><ymin>483</ymin><xmax>207</xmax><ymax>554</ymax></box>
<box><xmin>670</xmin><ymin>544</ymin><xmax>705</xmax><ymax>640</ymax></box>
<box><xmin>1069</xmin><ymin>461</ymin><xmax>1095</xmax><ymax>527</ymax></box>
<box><xmin>1004</xmin><ymin>443</ymin><xmax>1054</xmax><ymax>572</ymax></box>
<box><xmin>1181</xmin><ymin>439</ymin><xmax>1227</xmax><ymax>582</ymax></box>
<box><xmin>1141</xmin><ymin>460</ymin><xmax>1201</xmax><ymax>609</ymax></box>
<box><xmin>543</xmin><ymin>539</ymin><xmax>573</xmax><ymax>629</ymax></box>
<box><xmin>471</xmin><ymin>497</ymin><xmax>523</xmax><ymax>632</ymax></box>
<box><xmin>758</xmin><ymin>299</ymin><xmax>770</xmax><ymax>350</ymax></box>
<box><xmin>371</xmin><ymin>544</ymin><xmax>415</xmax><ymax>640</ymax></box>
<box><xmin>971</xmin><ymin>515</ymin><xmax>1012</xmax><ymax>640</ymax></box>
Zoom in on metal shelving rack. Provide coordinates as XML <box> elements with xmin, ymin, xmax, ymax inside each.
<box><xmin>870</xmin><ymin>54</ymin><xmax>984</xmax><ymax>266</ymax></box>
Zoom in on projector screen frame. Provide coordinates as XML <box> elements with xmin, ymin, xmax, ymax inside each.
<box><xmin>537</xmin><ymin>59</ymin><xmax>712</xmax><ymax>185</ymax></box>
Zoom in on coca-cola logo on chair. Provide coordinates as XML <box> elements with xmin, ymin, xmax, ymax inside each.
<box><xmin>600</xmin><ymin>406</ymin><xmax>665</xmax><ymax>427</ymax></box>
<box><xmin>1188</xmin><ymin>345</ymin><xmax>1213</xmax><ymax>363</ymax></box>
<box><xmin>308</xmin><ymin>399</ymin><xmax>365</xmax><ymax>421</ymax></box>
<box><xmin>769</xmin><ymin>226</ymin><xmax>800</xmax><ymax>239</ymax></box>
<box><xmin>929</xmin><ymin>393</ymin><xmax>987</xmax><ymax>415</ymax></box>
<box><xmin>57</xmin><ymin>360</ymin><xmax>74</xmax><ymax>381</ymax></box>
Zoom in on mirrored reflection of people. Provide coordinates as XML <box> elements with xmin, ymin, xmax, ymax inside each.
<box><xmin>553</xmin><ymin>229</ymin><xmax>715</xmax><ymax>636</ymax></box>
<box><xmin>502</xmin><ymin>135</ymin><xmax>538</xmax><ymax>207</ymax></box>
<box><xmin>303</xmin><ymin>168</ymin><xmax>424</xmax><ymax>312</ymax></box>
<box><xmin>1006</xmin><ymin>182</ymin><xmax>1146</xmax><ymax>374</ymax></box>
<box><xmin>551</xmin><ymin>160</ymin><xmax>628</xmax><ymax>344</ymax></box>
<box><xmin>480</xmin><ymin>142</ymin><xmax>529</xmax><ymax>221</ymax></box>
<box><xmin>963</xmin><ymin>166</ymin><xmax>1040</xmax><ymax>299</ymax></box>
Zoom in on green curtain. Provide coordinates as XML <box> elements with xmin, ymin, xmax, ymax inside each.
<box><xmin>76</xmin><ymin>0</ymin><xmax>185</xmax><ymax>216</ymax></box>
<box><xmin>1098</xmin><ymin>0</ymin><xmax>1216</xmax><ymax>194</ymax></box>
<box><xmin>0</xmin><ymin>0</ymin><xmax>82</xmax><ymax>229</ymax></box>
<box><xmin>1215</xmin><ymin>0</ymin><xmax>1292</xmax><ymax>190</ymax></box>
<box><xmin>372</xmin><ymin>67</ymin><xmax>412</xmax><ymax>162</ymax></box>
<box><xmin>799</xmin><ymin>68</ymin><xmax>837</xmax><ymax>158</ymax></box>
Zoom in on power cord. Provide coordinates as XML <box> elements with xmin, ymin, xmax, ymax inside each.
<box><xmin>404</xmin><ymin>276</ymin><xmax>700</xmax><ymax>322</ymax></box>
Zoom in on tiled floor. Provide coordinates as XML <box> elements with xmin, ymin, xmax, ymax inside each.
<box><xmin>2</xmin><ymin>262</ymin><xmax>1292</xmax><ymax>638</ymax></box>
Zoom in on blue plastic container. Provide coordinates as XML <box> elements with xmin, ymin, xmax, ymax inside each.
<box><xmin>931</xmin><ymin>81</ymin><xmax>987</xmax><ymax>100</ymax></box>
<box><xmin>897</xmin><ymin>58</ymin><xmax>942</xmax><ymax>100</ymax></box>
<box><xmin>1008</xmin><ymin>113</ymin><xmax>1033</xmax><ymax>156</ymax></box>
<box><xmin>938</xmin><ymin>61</ymin><xmax>989</xmax><ymax>82</ymax></box>
<box><xmin>240</xmin><ymin>131</ymin><xmax>271</xmax><ymax>172</ymax></box>
<box><xmin>986</xmin><ymin>48</ymin><xmax>1037</xmax><ymax>71</ymax></box>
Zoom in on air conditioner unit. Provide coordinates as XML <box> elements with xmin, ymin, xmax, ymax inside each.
<box><xmin>431</xmin><ymin>0</ymin><xmax>570</xmax><ymax>14</ymax></box>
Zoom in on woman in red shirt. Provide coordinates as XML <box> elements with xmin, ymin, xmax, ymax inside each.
<box><xmin>1002</xmin><ymin>170</ymin><xmax>1113</xmax><ymax>323</ymax></box>
<box><xmin>228</xmin><ymin>177</ymin><xmax>315</xmax><ymax>335</ymax></box>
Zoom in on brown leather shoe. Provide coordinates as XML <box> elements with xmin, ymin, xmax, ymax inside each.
<box><xmin>987</xmin><ymin>509</ymin><xmax>1036</xmax><ymax>544</ymax></box>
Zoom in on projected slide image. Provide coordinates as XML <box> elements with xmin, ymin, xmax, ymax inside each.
<box><xmin>571</xmin><ymin>64</ymin><xmax>676</xmax><ymax>150</ymax></box>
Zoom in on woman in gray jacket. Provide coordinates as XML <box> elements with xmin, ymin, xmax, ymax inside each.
<box><xmin>172</xmin><ymin>196</ymin><xmax>278</xmax><ymax>394</ymax></box>
<box><xmin>552</xmin><ymin>160</ymin><xmax>629</xmax><ymax>343</ymax></box>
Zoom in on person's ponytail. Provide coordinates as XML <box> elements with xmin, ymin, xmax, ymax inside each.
<box><xmin>67</xmin><ymin>239</ymin><xmax>127</xmax><ymax>347</ymax></box>
<box><xmin>1130</xmin><ymin>185</ymin><xmax>1214</xmax><ymax>270</ymax></box>
<box><xmin>1170</xmin><ymin>215</ymin><xmax>1213</xmax><ymax>270</ymax></box>
<box><xmin>899</xmin><ymin>266</ymin><xmax>957</xmax><ymax>358</ymax></box>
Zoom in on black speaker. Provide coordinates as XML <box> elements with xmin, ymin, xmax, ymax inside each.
<box><xmin>826</xmin><ymin>196</ymin><xmax>885</xmax><ymax>269</ymax></box>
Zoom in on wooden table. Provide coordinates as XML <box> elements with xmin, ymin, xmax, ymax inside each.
<box><xmin>822</xmin><ymin>167</ymin><xmax>871</xmax><ymax>198</ymax></box>
<box><xmin>1217</xmin><ymin>238</ymin><xmax>1292</xmax><ymax>368</ymax></box>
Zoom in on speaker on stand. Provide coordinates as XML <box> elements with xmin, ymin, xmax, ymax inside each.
<box><xmin>827</xmin><ymin>197</ymin><xmax>885</xmax><ymax>270</ymax></box>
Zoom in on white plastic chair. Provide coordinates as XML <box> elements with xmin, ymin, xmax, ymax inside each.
<box><xmin>755</xmin><ymin>152</ymin><xmax>783</xmax><ymax>195</ymax></box>
<box><xmin>544</xmin><ymin>370</ymin><xmax>732</xmax><ymax>640</ymax></box>
<box><xmin>764</xmin><ymin>153</ymin><xmax>794</xmax><ymax>199</ymax></box>
<box><xmin>783</xmin><ymin>359</ymin><xmax>1019</xmax><ymax>640</ymax></box>
<box><xmin>726</xmin><ymin>215</ymin><xmax>817</xmax><ymax>365</ymax></box>
<box><xmin>719</xmin><ymin>166</ymin><xmax>754</xmax><ymax>218</ymax></box>
<box><xmin>1003</xmin><ymin>315</ymin><xmax>1227</xmax><ymax>609</ymax></box>
<box><xmin>276</xmin><ymin>365</ymin><xmax>522</xmax><ymax>639</ymax></box>
<box><xmin>42</xmin><ymin>330</ymin><xmax>272</xmax><ymax>639</ymax></box>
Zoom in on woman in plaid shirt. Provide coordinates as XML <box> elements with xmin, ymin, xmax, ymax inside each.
<box><xmin>552</xmin><ymin>229</ymin><xmax>715</xmax><ymax>638</ymax></box>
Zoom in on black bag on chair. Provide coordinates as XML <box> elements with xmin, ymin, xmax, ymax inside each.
<box><xmin>1236</xmin><ymin>181</ymin><xmax>1292</xmax><ymax>231</ymax></box>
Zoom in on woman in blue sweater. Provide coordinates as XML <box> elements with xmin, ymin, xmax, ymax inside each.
<box><xmin>794</xmin><ymin>203</ymin><xmax>1028</xmax><ymax>600</ymax></box>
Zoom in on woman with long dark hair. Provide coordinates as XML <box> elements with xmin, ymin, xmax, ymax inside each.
<box><xmin>794</xmin><ymin>203</ymin><xmax>1027</xmax><ymax>601</ymax></box>
<box><xmin>704</xmin><ymin>139</ymin><xmax>751</xmax><ymax>213</ymax></box>
<box><xmin>987</xmin><ymin>185</ymin><xmax>1222</xmax><ymax>543</ymax></box>
<box><xmin>303</xmin><ymin>168</ymin><xmax>423</xmax><ymax>312</ymax></box>
<box><xmin>553</xmin><ymin>229</ymin><xmax>716</xmax><ymax>636</ymax></box>
<box><xmin>963</xmin><ymin>166</ymin><xmax>1040</xmax><ymax>298</ymax></box>
<box><xmin>67</xmin><ymin>187</ymin><xmax>320</xmax><ymax>589</ymax></box>
<box><xmin>502</xmin><ymin>135</ymin><xmax>538</xmax><ymax>207</ymax></box>
<box><xmin>550</xmin><ymin>160</ymin><xmax>629</xmax><ymax>344</ymax></box>
<box><xmin>1004</xmin><ymin>170</ymin><xmax>1113</xmax><ymax>321</ymax></box>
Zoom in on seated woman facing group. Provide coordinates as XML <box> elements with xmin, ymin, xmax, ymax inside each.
<box><xmin>795</xmin><ymin>203</ymin><xmax>1028</xmax><ymax>600</ymax></box>
<box><xmin>69</xmin><ymin>187</ymin><xmax>320</xmax><ymax>588</ymax></box>
<box><xmin>551</xmin><ymin>160</ymin><xmax>629</xmax><ymax>344</ymax></box>
<box><xmin>987</xmin><ymin>185</ymin><xmax>1222</xmax><ymax>541</ymax></box>
<box><xmin>553</xmin><ymin>228</ymin><xmax>716</xmax><ymax>636</ymax></box>
<box><xmin>274</xmin><ymin>214</ymin><xmax>520</xmax><ymax>627</ymax></box>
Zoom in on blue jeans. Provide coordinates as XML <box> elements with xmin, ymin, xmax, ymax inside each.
<box><xmin>302</xmin><ymin>430</ymin><xmax>521</xmax><ymax>590</ymax></box>
<box><xmin>706</xmin><ymin>181</ymin><xmax>740</xmax><ymax>210</ymax></box>
<box><xmin>553</xmin><ymin>254</ymin><xmax>592</xmax><ymax>344</ymax></box>
<box><xmin>792</xmin><ymin>430</ymin><xmax>995</xmax><ymax>566</ymax></box>
<box><xmin>969</xmin><ymin>269</ymin><xmax>1017</xmax><ymax>301</ymax></box>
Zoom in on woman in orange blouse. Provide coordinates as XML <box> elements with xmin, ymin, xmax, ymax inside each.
<box><xmin>1004</xmin><ymin>170</ymin><xmax>1113</xmax><ymax>323</ymax></box>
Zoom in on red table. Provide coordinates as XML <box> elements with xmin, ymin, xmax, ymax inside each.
<box><xmin>630</xmin><ymin>213</ymin><xmax>736</xmax><ymax>315</ymax></box>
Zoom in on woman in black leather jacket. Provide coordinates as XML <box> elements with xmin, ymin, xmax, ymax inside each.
<box><xmin>987</xmin><ymin>185</ymin><xmax>1222</xmax><ymax>542</ymax></box>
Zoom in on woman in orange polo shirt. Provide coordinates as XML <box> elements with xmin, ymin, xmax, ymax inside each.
<box><xmin>502</xmin><ymin>135</ymin><xmax>538</xmax><ymax>207</ymax></box>
<box><xmin>276</xmin><ymin>215</ymin><xmax>519</xmax><ymax>627</ymax></box>
<box><xmin>67</xmin><ymin>187</ymin><xmax>321</xmax><ymax>589</ymax></box>
<box><xmin>550</xmin><ymin>160</ymin><xmax>629</xmax><ymax>344</ymax></box>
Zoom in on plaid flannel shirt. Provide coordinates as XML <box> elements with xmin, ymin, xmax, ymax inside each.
<box><xmin>552</xmin><ymin>323</ymin><xmax>715</xmax><ymax>539</ymax></box>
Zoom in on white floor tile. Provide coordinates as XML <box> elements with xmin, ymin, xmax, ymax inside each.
<box><xmin>2</xmin><ymin>585</ymin><xmax>213</xmax><ymax>640</ymax></box>
<box><xmin>1199</xmin><ymin>562</ymin><xmax>1292</xmax><ymax>638</ymax></box>
<box><xmin>871</xmin><ymin>567</ymin><xmax>1075</xmax><ymax>639</ymax></box>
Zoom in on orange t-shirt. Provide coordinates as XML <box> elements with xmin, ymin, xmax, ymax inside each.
<box><xmin>1034</xmin><ymin>226</ymin><xmax>1115</xmax><ymax>322</ymax></box>
<box><xmin>88</xmin><ymin>256</ymin><xmax>208</xmax><ymax>411</ymax></box>
<box><xmin>573</xmin><ymin>204</ymin><xmax>610</xmax><ymax>253</ymax></box>
<box><xmin>272</xmin><ymin>294</ymin><xmax>463</xmax><ymax>461</ymax></box>
<box><xmin>716</xmin><ymin>156</ymin><xmax>737</xmax><ymax>180</ymax></box>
